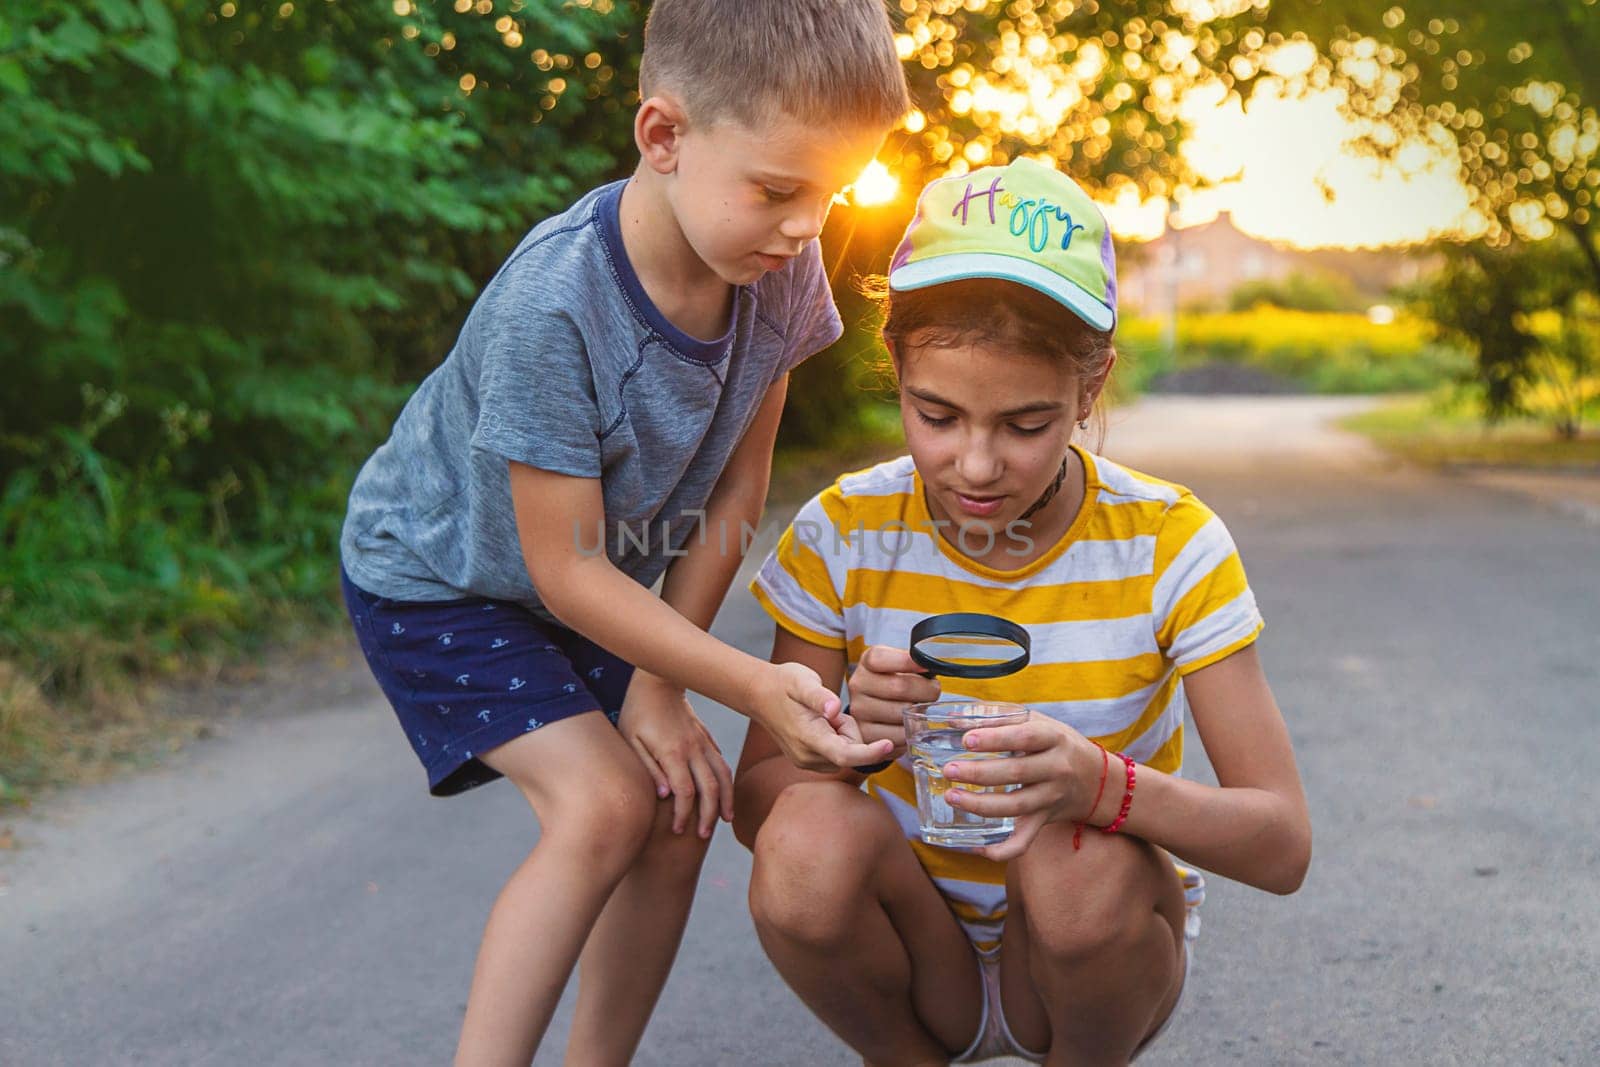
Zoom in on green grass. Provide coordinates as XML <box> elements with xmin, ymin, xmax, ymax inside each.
<box><xmin>1341</xmin><ymin>394</ymin><xmax>1600</xmax><ymax>470</ymax></box>
<box><xmin>0</xmin><ymin>450</ymin><xmax>348</xmax><ymax>806</ymax></box>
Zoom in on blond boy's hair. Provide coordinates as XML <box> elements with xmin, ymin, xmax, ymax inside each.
<box><xmin>639</xmin><ymin>0</ymin><xmax>909</xmax><ymax>130</ymax></box>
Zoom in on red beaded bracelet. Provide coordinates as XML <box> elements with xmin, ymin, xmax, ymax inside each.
<box><xmin>1100</xmin><ymin>752</ymin><xmax>1137</xmax><ymax>835</ymax></box>
<box><xmin>1072</xmin><ymin>742</ymin><xmax>1111</xmax><ymax>851</ymax></box>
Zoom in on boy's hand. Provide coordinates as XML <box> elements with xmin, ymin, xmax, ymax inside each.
<box><xmin>941</xmin><ymin>714</ymin><xmax>1108</xmax><ymax>862</ymax></box>
<box><xmin>617</xmin><ymin>671</ymin><xmax>734</xmax><ymax>839</ymax></box>
<box><xmin>752</xmin><ymin>661</ymin><xmax>895</xmax><ymax>773</ymax></box>
<box><xmin>844</xmin><ymin>646</ymin><xmax>942</xmax><ymax>760</ymax></box>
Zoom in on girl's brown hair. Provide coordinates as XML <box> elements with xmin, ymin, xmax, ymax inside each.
<box><xmin>860</xmin><ymin>276</ymin><xmax>1118</xmax><ymax>441</ymax></box>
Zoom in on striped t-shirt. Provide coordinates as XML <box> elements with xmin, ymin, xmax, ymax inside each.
<box><xmin>750</xmin><ymin>447</ymin><xmax>1263</xmax><ymax>951</ymax></box>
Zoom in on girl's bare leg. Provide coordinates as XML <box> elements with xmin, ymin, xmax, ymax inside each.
<box><xmin>748</xmin><ymin>780</ymin><xmax>982</xmax><ymax>1067</ymax></box>
<box><xmin>1001</xmin><ymin>822</ymin><xmax>1188</xmax><ymax>1067</ymax></box>
<box><xmin>453</xmin><ymin>714</ymin><xmax>657</xmax><ymax>1067</ymax></box>
<box><xmin>562</xmin><ymin>799</ymin><xmax>713</xmax><ymax>1066</ymax></box>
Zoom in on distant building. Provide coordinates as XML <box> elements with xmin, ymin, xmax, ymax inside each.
<box><xmin>1116</xmin><ymin>211</ymin><xmax>1432</xmax><ymax>315</ymax></box>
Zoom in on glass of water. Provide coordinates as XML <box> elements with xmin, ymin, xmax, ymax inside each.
<box><xmin>902</xmin><ymin>700</ymin><xmax>1029</xmax><ymax>848</ymax></box>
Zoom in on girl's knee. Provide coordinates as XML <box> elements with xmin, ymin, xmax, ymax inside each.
<box><xmin>755</xmin><ymin>780</ymin><xmax>891</xmax><ymax>871</ymax></box>
<box><xmin>749</xmin><ymin>782</ymin><xmax>889</xmax><ymax>945</ymax></box>
<box><xmin>1014</xmin><ymin>826</ymin><xmax>1169</xmax><ymax>963</ymax></box>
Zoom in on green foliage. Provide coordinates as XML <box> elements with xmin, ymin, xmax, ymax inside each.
<box><xmin>0</xmin><ymin>0</ymin><xmax>641</xmax><ymax>725</ymax></box>
<box><xmin>1227</xmin><ymin>270</ymin><xmax>1369</xmax><ymax>314</ymax></box>
<box><xmin>1252</xmin><ymin>1</ymin><xmax>1599</xmax><ymax>249</ymax></box>
<box><xmin>1409</xmin><ymin>235</ymin><xmax>1598</xmax><ymax>436</ymax></box>
<box><xmin>890</xmin><ymin>1</ymin><xmax>1258</xmax><ymax>202</ymax></box>
<box><xmin>1241</xmin><ymin>1</ymin><xmax>1600</xmax><ymax>431</ymax></box>
<box><xmin>1118</xmin><ymin>307</ymin><xmax>1471</xmax><ymax>394</ymax></box>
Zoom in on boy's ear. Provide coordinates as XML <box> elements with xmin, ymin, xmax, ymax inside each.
<box><xmin>635</xmin><ymin>93</ymin><xmax>689</xmax><ymax>175</ymax></box>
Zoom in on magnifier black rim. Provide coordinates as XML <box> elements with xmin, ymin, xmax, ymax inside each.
<box><xmin>908</xmin><ymin>612</ymin><xmax>1031</xmax><ymax>679</ymax></box>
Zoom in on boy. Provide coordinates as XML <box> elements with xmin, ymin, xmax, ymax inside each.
<box><xmin>338</xmin><ymin>2</ymin><xmax>908</xmax><ymax>1063</ymax></box>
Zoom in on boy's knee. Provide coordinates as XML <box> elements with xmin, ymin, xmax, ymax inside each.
<box><xmin>748</xmin><ymin>782</ymin><xmax>885</xmax><ymax>946</ymax></box>
<box><xmin>635</xmin><ymin>801</ymin><xmax>713</xmax><ymax>882</ymax></box>
<box><xmin>540</xmin><ymin>767</ymin><xmax>656</xmax><ymax>876</ymax></box>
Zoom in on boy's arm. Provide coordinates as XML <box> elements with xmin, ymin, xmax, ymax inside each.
<box><xmin>619</xmin><ymin>373</ymin><xmax>784</xmax><ymax>834</ymax></box>
<box><xmin>653</xmin><ymin>372</ymin><xmax>787</xmax><ymax>637</ymax></box>
<box><xmin>733</xmin><ymin>626</ymin><xmax>857</xmax><ymax>848</ymax></box>
<box><xmin>508</xmin><ymin>383</ymin><xmax>891</xmax><ymax>773</ymax></box>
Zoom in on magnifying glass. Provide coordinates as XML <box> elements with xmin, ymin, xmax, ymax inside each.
<box><xmin>908</xmin><ymin>612</ymin><xmax>1031</xmax><ymax>679</ymax></box>
<box><xmin>851</xmin><ymin>612</ymin><xmax>1031</xmax><ymax>774</ymax></box>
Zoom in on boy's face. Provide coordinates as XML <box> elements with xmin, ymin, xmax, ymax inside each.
<box><xmin>897</xmin><ymin>337</ymin><xmax>1092</xmax><ymax>546</ymax></box>
<box><xmin>664</xmin><ymin>111</ymin><xmax>886</xmax><ymax>286</ymax></box>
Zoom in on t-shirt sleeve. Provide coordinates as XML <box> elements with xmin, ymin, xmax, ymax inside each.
<box><xmin>749</xmin><ymin>487</ymin><xmax>850</xmax><ymax>650</ymax></box>
<box><xmin>776</xmin><ymin>240</ymin><xmax>844</xmax><ymax>380</ymax></box>
<box><xmin>468</xmin><ymin>279</ymin><xmax>602</xmax><ymax>478</ymax></box>
<box><xmin>1150</xmin><ymin>493</ymin><xmax>1264</xmax><ymax>675</ymax></box>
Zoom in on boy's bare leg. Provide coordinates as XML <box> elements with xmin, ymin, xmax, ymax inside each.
<box><xmin>1002</xmin><ymin>823</ymin><xmax>1187</xmax><ymax>1067</ymax></box>
<box><xmin>454</xmin><ymin>713</ymin><xmax>657</xmax><ymax>1067</ymax></box>
<box><xmin>562</xmin><ymin>799</ymin><xmax>712</xmax><ymax>1066</ymax></box>
<box><xmin>748</xmin><ymin>781</ymin><xmax>982</xmax><ymax>1067</ymax></box>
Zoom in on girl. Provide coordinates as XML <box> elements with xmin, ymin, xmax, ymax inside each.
<box><xmin>732</xmin><ymin>158</ymin><xmax>1312</xmax><ymax>1066</ymax></box>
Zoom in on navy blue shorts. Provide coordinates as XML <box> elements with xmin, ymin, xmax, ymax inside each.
<box><xmin>341</xmin><ymin>568</ymin><xmax>635</xmax><ymax>796</ymax></box>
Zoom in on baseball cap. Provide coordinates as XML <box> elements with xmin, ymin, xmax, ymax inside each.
<box><xmin>887</xmin><ymin>157</ymin><xmax>1118</xmax><ymax>332</ymax></box>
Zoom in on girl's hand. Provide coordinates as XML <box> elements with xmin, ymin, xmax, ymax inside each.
<box><xmin>942</xmin><ymin>713</ymin><xmax>1110</xmax><ymax>862</ymax></box>
<box><xmin>843</xmin><ymin>646</ymin><xmax>942</xmax><ymax>759</ymax></box>
<box><xmin>750</xmin><ymin>661</ymin><xmax>895</xmax><ymax>773</ymax></box>
<box><xmin>618</xmin><ymin>672</ymin><xmax>734</xmax><ymax>838</ymax></box>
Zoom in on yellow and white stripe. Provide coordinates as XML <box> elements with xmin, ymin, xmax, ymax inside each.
<box><xmin>752</xmin><ymin>447</ymin><xmax>1262</xmax><ymax>948</ymax></box>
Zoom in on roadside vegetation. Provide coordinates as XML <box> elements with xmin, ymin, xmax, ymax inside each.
<box><xmin>1342</xmin><ymin>392</ymin><xmax>1600</xmax><ymax>471</ymax></box>
<box><xmin>5</xmin><ymin>0</ymin><xmax>1597</xmax><ymax>805</ymax></box>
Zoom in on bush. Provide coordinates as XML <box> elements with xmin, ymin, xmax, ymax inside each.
<box><xmin>0</xmin><ymin>1</ymin><xmax>642</xmax><ymax>785</ymax></box>
<box><xmin>1227</xmin><ymin>270</ymin><xmax>1369</xmax><ymax>314</ymax></box>
<box><xmin>1117</xmin><ymin>307</ymin><xmax>1471</xmax><ymax>394</ymax></box>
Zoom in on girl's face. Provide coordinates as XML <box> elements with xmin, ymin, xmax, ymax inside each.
<box><xmin>897</xmin><ymin>337</ymin><xmax>1098</xmax><ymax>554</ymax></box>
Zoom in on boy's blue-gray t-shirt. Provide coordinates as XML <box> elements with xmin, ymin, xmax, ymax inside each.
<box><xmin>340</xmin><ymin>180</ymin><xmax>843</xmax><ymax>621</ymax></box>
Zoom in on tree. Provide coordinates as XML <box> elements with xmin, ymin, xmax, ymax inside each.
<box><xmin>886</xmin><ymin>0</ymin><xmax>1262</xmax><ymax>203</ymax></box>
<box><xmin>0</xmin><ymin>0</ymin><xmax>643</xmax><ymax>699</ymax></box>
<box><xmin>1</xmin><ymin>0</ymin><xmax>641</xmax><ymax>520</ymax></box>
<box><xmin>1242</xmin><ymin>1</ymin><xmax>1600</xmax><ymax>422</ymax></box>
<box><xmin>787</xmin><ymin>0</ymin><xmax>1267</xmax><ymax>448</ymax></box>
<box><xmin>1410</xmin><ymin>234</ymin><xmax>1595</xmax><ymax>436</ymax></box>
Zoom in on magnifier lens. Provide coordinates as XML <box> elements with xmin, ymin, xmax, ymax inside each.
<box><xmin>910</xmin><ymin>633</ymin><xmax>1026</xmax><ymax>673</ymax></box>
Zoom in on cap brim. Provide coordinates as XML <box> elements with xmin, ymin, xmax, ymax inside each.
<box><xmin>888</xmin><ymin>252</ymin><xmax>1115</xmax><ymax>332</ymax></box>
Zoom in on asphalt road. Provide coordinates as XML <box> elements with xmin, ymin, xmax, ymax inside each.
<box><xmin>3</xmin><ymin>396</ymin><xmax>1598</xmax><ymax>1066</ymax></box>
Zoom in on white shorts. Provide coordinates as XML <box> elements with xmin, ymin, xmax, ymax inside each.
<box><xmin>952</xmin><ymin>924</ymin><xmax>1196</xmax><ymax>1064</ymax></box>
